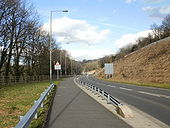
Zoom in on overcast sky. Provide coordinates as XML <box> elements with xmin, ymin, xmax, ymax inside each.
<box><xmin>29</xmin><ymin>0</ymin><xmax>170</xmax><ymax>61</ymax></box>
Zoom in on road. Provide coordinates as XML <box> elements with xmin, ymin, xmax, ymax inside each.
<box><xmin>78</xmin><ymin>75</ymin><xmax>170</xmax><ymax>126</ymax></box>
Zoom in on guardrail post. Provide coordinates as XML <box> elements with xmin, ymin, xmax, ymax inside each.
<box><xmin>93</xmin><ymin>86</ymin><xmax>96</xmax><ymax>94</ymax></box>
<box><xmin>98</xmin><ymin>89</ymin><xmax>100</xmax><ymax>97</ymax></box>
<box><xmin>34</xmin><ymin>100</ymin><xmax>37</xmax><ymax>104</ymax></box>
<box><xmin>91</xmin><ymin>86</ymin><xmax>94</xmax><ymax>93</ymax></box>
<box><xmin>34</xmin><ymin>100</ymin><xmax>38</xmax><ymax>119</ymax></box>
<box><xmin>94</xmin><ymin>87</ymin><xmax>97</xmax><ymax>95</ymax></box>
<box><xmin>102</xmin><ymin>91</ymin><xmax>105</xmax><ymax>100</ymax></box>
<box><xmin>85</xmin><ymin>83</ymin><xmax>87</xmax><ymax>89</ymax></box>
<box><xmin>87</xmin><ymin>83</ymin><xmax>89</xmax><ymax>89</ymax></box>
<box><xmin>19</xmin><ymin>116</ymin><xmax>23</xmax><ymax>121</ymax></box>
<box><xmin>88</xmin><ymin>84</ymin><xmax>91</xmax><ymax>90</ymax></box>
<box><xmin>41</xmin><ymin>102</ymin><xmax>43</xmax><ymax>108</ymax></box>
<box><xmin>107</xmin><ymin>94</ymin><xmax>110</xmax><ymax>104</ymax></box>
<box><xmin>34</xmin><ymin>112</ymin><xmax>38</xmax><ymax>119</ymax></box>
<box><xmin>90</xmin><ymin>85</ymin><xmax>92</xmax><ymax>91</ymax></box>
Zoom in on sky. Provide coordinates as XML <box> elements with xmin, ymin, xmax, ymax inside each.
<box><xmin>29</xmin><ymin>0</ymin><xmax>170</xmax><ymax>61</ymax></box>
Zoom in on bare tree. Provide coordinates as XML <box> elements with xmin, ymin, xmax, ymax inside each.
<box><xmin>162</xmin><ymin>15</ymin><xmax>170</xmax><ymax>37</ymax></box>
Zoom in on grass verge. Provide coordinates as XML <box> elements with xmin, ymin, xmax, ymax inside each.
<box><xmin>96</xmin><ymin>77</ymin><xmax>170</xmax><ymax>89</ymax></box>
<box><xmin>0</xmin><ymin>80</ymin><xmax>61</xmax><ymax>128</ymax></box>
<box><xmin>29</xmin><ymin>84</ymin><xmax>57</xmax><ymax>128</ymax></box>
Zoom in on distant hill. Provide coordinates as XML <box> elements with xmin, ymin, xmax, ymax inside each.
<box><xmin>98</xmin><ymin>37</ymin><xmax>170</xmax><ymax>84</ymax></box>
<box><xmin>82</xmin><ymin>59</ymin><xmax>99</xmax><ymax>73</ymax></box>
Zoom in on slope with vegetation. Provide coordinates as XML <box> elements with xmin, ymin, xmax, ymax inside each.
<box><xmin>82</xmin><ymin>59</ymin><xmax>99</xmax><ymax>73</ymax></box>
<box><xmin>97</xmin><ymin>15</ymin><xmax>170</xmax><ymax>87</ymax></box>
<box><xmin>110</xmin><ymin>38</ymin><xmax>170</xmax><ymax>84</ymax></box>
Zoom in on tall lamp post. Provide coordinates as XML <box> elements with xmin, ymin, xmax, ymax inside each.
<box><xmin>70</xmin><ymin>59</ymin><xmax>72</xmax><ymax>75</ymax></box>
<box><xmin>49</xmin><ymin>10</ymin><xmax>68</xmax><ymax>81</ymax></box>
<box><xmin>65</xmin><ymin>52</ymin><xmax>67</xmax><ymax>75</ymax></box>
<box><xmin>60</xmin><ymin>50</ymin><xmax>62</xmax><ymax>77</ymax></box>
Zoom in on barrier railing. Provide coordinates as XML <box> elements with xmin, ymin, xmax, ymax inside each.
<box><xmin>79</xmin><ymin>81</ymin><xmax>122</xmax><ymax>107</ymax></box>
<box><xmin>14</xmin><ymin>83</ymin><xmax>55</xmax><ymax>128</ymax></box>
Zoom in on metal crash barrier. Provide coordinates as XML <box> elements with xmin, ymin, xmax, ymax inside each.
<box><xmin>14</xmin><ymin>83</ymin><xmax>55</xmax><ymax>128</ymax></box>
<box><xmin>79</xmin><ymin>81</ymin><xmax>122</xmax><ymax>107</ymax></box>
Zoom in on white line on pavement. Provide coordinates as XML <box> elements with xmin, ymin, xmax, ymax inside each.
<box><xmin>119</xmin><ymin>87</ymin><xmax>133</xmax><ymax>91</ymax></box>
<box><xmin>137</xmin><ymin>91</ymin><xmax>170</xmax><ymax>99</ymax></box>
<box><xmin>107</xmin><ymin>85</ymin><xmax>116</xmax><ymax>88</ymax></box>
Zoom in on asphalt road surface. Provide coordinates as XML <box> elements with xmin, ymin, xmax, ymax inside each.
<box><xmin>46</xmin><ymin>77</ymin><xmax>132</xmax><ymax>128</ymax></box>
<box><xmin>78</xmin><ymin>75</ymin><xmax>170</xmax><ymax>126</ymax></box>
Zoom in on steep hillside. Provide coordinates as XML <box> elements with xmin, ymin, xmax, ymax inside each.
<box><xmin>98</xmin><ymin>37</ymin><xmax>170</xmax><ymax>84</ymax></box>
<box><xmin>83</xmin><ymin>60</ymin><xmax>99</xmax><ymax>72</ymax></box>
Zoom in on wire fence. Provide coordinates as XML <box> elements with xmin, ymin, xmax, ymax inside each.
<box><xmin>0</xmin><ymin>75</ymin><xmax>51</xmax><ymax>85</ymax></box>
<box><xmin>0</xmin><ymin>74</ymin><xmax>76</xmax><ymax>85</ymax></box>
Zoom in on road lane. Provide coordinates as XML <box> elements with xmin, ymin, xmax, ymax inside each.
<box><xmin>87</xmin><ymin>76</ymin><xmax>170</xmax><ymax>96</ymax></box>
<box><xmin>78</xmin><ymin>75</ymin><xmax>170</xmax><ymax>126</ymax></box>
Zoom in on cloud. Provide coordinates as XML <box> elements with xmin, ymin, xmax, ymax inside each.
<box><xmin>69</xmin><ymin>49</ymin><xmax>113</xmax><ymax>61</ymax></box>
<box><xmin>96</xmin><ymin>22</ymin><xmax>138</xmax><ymax>30</ymax></box>
<box><xmin>142</xmin><ymin>6</ymin><xmax>170</xmax><ymax>18</ymax></box>
<box><xmin>144</xmin><ymin>0</ymin><xmax>166</xmax><ymax>4</ymax></box>
<box><xmin>125</xmin><ymin>0</ymin><xmax>136</xmax><ymax>3</ymax></box>
<box><xmin>114</xmin><ymin>30</ymin><xmax>152</xmax><ymax>49</ymax></box>
<box><xmin>43</xmin><ymin>17</ymin><xmax>110</xmax><ymax>45</ymax></box>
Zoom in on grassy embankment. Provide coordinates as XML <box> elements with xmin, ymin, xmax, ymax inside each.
<box><xmin>0</xmin><ymin>80</ymin><xmax>61</xmax><ymax>128</ymax></box>
<box><xmin>96</xmin><ymin>76</ymin><xmax>170</xmax><ymax>89</ymax></box>
<box><xmin>95</xmin><ymin>39</ymin><xmax>170</xmax><ymax>89</ymax></box>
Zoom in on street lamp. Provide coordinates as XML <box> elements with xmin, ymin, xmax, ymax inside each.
<box><xmin>65</xmin><ymin>52</ymin><xmax>67</xmax><ymax>75</ymax></box>
<box><xmin>49</xmin><ymin>9</ymin><xmax>68</xmax><ymax>81</ymax></box>
<box><xmin>60</xmin><ymin>50</ymin><xmax>62</xmax><ymax>77</ymax></box>
<box><xmin>70</xmin><ymin>59</ymin><xmax>72</xmax><ymax>75</ymax></box>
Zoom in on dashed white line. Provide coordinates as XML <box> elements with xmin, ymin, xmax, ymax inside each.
<box><xmin>85</xmin><ymin>76</ymin><xmax>170</xmax><ymax>99</ymax></box>
<box><xmin>106</xmin><ymin>85</ymin><xmax>116</xmax><ymax>88</ymax></box>
<box><xmin>137</xmin><ymin>91</ymin><xmax>170</xmax><ymax>99</ymax></box>
<box><xmin>119</xmin><ymin>87</ymin><xmax>133</xmax><ymax>91</ymax></box>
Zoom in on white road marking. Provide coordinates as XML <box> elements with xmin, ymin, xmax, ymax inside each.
<box><xmin>119</xmin><ymin>87</ymin><xmax>133</xmax><ymax>91</ymax></box>
<box><xmin>137</xmin><ymin>91</ymin><xmax>170</xmax><ymax>99</ymax></box>
<box><xmin>86</xmin><ymin>76</ymin><xmax>170</xmax><ymax>99</ymax></box>
<box><xmin>105</xmin><ymin>84</ymin><xmax>116</xmax><ymax>88</ymax></box>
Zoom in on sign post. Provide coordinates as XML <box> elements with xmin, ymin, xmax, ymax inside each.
<box><xmin>54</xmin><ymin>62</ymin><xmax>61</xmax><ymax>79</ymax></box>
<box><xmin>104</xmin><ymin>63</ymin><xmax>114</xmax><ymax>79</ymax></box>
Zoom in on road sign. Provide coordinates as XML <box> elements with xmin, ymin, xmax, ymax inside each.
<box><xmin>104</xmin><ymin>63</ymin><xmax>113</xmax><ymax>74</ymax></box>
<box><xmin>54</xmin><ymin>62</ymin><xmax>61</xmax><ymax>70</ymax></box>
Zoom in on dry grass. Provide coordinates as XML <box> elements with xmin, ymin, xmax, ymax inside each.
<box><xmin>96</xmin><ymin>76</ymin><xmax>170</xmax><ymax>89</ymax></box>
<box><xmin>98</xmin><ymin>39</ymin><xmax>170</xmax><ymax>85</ymax></box>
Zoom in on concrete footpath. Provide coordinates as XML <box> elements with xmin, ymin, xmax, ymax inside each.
<box><xmin>45</xmin><ymin>77</ymin><xmax>132</xmax><ymax>128</ymax></box>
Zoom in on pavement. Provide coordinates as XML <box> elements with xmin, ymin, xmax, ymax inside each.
<box><xmin>45</xmin><ymin>77</ymin><xmax>132</xmax><ymax>128</ymax></box>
